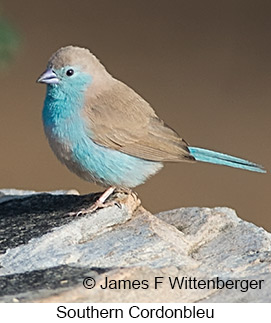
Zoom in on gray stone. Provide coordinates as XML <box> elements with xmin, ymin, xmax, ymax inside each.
<box><xmin>0</xmin><ymin>188</ymin><xmax>79</xmax><ymax>204</ymax></box>
<box><xmin>0</xmin><ymin>189</ymin><xmax>270</xmax><ymax>302</ymax></box>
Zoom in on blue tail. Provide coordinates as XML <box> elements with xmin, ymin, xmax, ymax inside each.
<box><xmin>188</xmin><ymin>147</ymin><xmax>266</xmax><ymax>173</ymax></box>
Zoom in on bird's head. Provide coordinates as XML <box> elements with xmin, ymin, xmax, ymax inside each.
<box><xmin>37</xmin><ymin>46</ymin><xmax>110</xmax><ymax>96</ymax></box>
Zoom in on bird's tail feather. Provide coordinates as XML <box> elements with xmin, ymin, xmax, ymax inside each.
<box><xmin>188</xmin><ymin>147</ymin><xmax>266</xmax><ymax>173</ymax></box>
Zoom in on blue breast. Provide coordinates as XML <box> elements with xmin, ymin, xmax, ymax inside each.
<box><xmin>42</xmin><ymin>84</ymin><xmax>162</xmax><ymax>188</ymax></box>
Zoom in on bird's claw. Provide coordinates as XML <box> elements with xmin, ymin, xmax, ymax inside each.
<box><xmin>66</xmin><ymin>199</ymin><xmax>122</xmax><ymax>217</ymax></box>
<box><xmin>114</xmin><ymin>201</ymin><xmax>122</xmax><ymax>209</ymax></box>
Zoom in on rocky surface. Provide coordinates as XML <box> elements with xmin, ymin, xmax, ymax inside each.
<box><xmin>0</xmin><ymin>189</ymin><xmax>270</xmax><ymax>302</ymax></box>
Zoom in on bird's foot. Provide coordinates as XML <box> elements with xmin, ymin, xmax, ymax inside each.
<box><xmin>114</xmin><ymin>187</ymin><xmax>138</xmax><ymax>201</ymax></box>
<box><xmin>75</xmin><ymin>199</ymin><xmax>121</xmax><ymax>216</ymax></box>
<box><xmin>67</xmin><ymin>186</ymin><xmax>118</xmax><ymax>217</ymax></box>
<box><xmin>66</xmin><ymin>186</ymin><xmax>140</xmax><ymax>217</ymax></box>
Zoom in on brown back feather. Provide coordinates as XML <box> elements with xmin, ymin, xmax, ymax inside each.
<box><xmin>83</xmin><ymin>80</ymin><xmax>195</xmax><ymax>162</ymax></box>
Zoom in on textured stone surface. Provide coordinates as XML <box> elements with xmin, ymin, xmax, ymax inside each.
<box><xmin>0</xmin><ymin>189</ymin><xmax>270</xmax><ymax>302</ymax></box>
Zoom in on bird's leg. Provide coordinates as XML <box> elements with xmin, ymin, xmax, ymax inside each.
<box><xmin>97</xmin><ymin>186</ymin><xmax>116</xmax><ymax>204</ymax></box>
<box><xmin>70</xmin><ymin>186</ymin><xmax>120</xmax><ymax>216</ymax></box>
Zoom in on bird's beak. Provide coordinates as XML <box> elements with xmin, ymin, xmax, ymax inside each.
<box><xmin>37</xmin><ymin>68</ymin><xmax>59</xmax><ymax>84</ymax></box>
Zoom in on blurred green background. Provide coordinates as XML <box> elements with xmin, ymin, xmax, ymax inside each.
<box><xmin>1</xmin><ymin>0</ymin><xmax>270</xmax><ymax>230</ymax></box>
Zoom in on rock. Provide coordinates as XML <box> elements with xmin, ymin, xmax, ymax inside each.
<box><xmin>0</xmin><ymin>188</ymin><xmax>79</xmax><ymax>204</ymax></box>
<box><xmin>0</xmin><ymin>189</ymin><xmax>270</xmax><ymax>302</ymax></box>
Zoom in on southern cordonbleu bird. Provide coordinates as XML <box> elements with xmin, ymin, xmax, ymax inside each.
<box><xmin>37</xmin><ymin>46</ymin><xmax>266</xmax><ymax>211</ymax></box>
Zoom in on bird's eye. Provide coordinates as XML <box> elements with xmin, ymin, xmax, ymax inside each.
<box><xmin>66</xmin><ymin>69</ymin><xmax>74</xmax><ymax>76</ymax></box>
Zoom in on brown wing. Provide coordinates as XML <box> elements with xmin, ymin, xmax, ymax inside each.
<box><xmin>83</xmin><ymin>80</ymin><xmax>195</xmax><ymax>162</ymax></box>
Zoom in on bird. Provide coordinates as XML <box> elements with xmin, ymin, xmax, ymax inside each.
<box><xmin>37</xmin><ymin>45</ymin><xmax>266</xmax><ymax>212</ymax></box>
